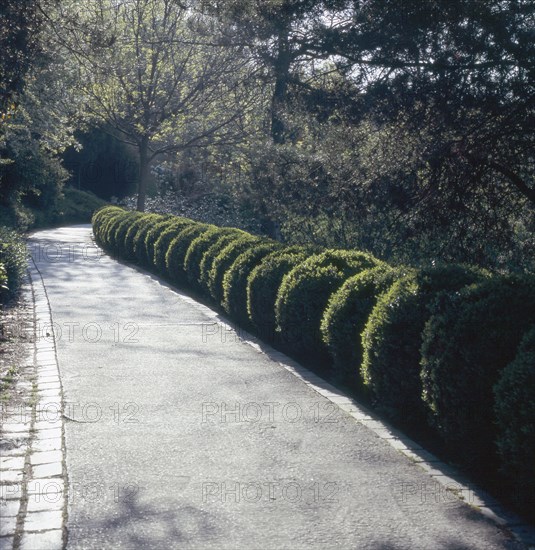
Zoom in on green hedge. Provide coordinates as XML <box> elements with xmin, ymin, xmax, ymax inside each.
<box><xmin>321</xmin><ymin>265</ymin><xmax>412</xmax><ymax>386</ymax></box>
<box><xmin>494</xmin><ymin>326</ymin><xmax>535</xmax><ymax>517</ymax></box>
<box><xmin>361</xmin><ymin>265</ymin><xmax>486</xmax><ymax>424</ymax></box>
<box><xmin>153</xmin><ymin>218</ymin><xmax>195</xmax><ymax>274</ymax></box>
<box><xmin>207</xmin><ymin>235</ymin><xmax>262</xmax><ymax>302</ymax></box>
<box><xmin>275</xmin><ymin>250</ymin><xmax>381</xmax><ymax>363</ymax></box>
<box><xmin>184</xmin><ymin>227</ymin><xmax>245</xmax><ymax>290</ymax></box>
<box><xmin>165</xmin><ymin>224</ymin><xmax>212</xmax><ymax>284</ymax></box>
<box><xmin>139</xmin><ymin>217</ymin><xmax>178</xmax><ymax>268</ymax></box>
<box><xmin>92</xmin><ymin>206</ymin><xmax>124</xmax><ymax>248</ymax></box>
<box><xmin>222</xmin><ymin>242</ymin><xmax>282</xmax><ymax>325</ymax></box>
<box><xmin>124</xmin><ymin>214</ymin><xmax>163</xmax><ymax>260</ymax></box>
<box><xmin>246</xmin><ymin>247</ymin><xmax>314</xmax><ymax>339</ymax></box>
<box><xmin>420</xmin><ymin>275</ymin><xmax>535</xmax><ymax>469</ymax></box>
<box><xmin>0</xmin><ymin>226</ymin><xmax>27</xmax><ymax>302</ymax></box>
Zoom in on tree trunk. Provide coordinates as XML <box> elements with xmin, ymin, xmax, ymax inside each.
<box><xmin>136</xmin><ymin>135</ymin><xmax>150</xmax><ymax>212</ymax></box>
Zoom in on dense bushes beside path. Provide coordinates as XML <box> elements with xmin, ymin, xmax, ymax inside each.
<box><xmin>0</xmin><ymin>226</ymin><xmax>28</xmax><ymax>302</ymax></box>
<box><xmin>91</xmin><ymin>206</ymin><xmax>535</xmax><ymax>516</ymax></box>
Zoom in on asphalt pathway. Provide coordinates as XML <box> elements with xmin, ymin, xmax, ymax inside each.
<box><xmin>28</xmin><ymin>225</ymin><xmax>523</xmax><ymax>550</ymax></box>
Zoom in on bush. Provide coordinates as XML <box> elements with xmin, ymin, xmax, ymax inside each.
<box><xmin>207</xmin><ymin>235</ymin><xmax>263</xmax><ymax>302</ymax></box>
<box><xmin>321</xmin><ymin>265</ymin><xmax>412</xmax><ymax>385</ymax></box>
<box><xmin>420</xmin><ymin>275</ymin><xmax>535</xmax><ymax>469</ymax></box>
<box><xmin>275</xmin><ymin>250</ymin><xmax>381</xmax><ymax>362</ymax></box>
<box><xmin>361</xmin><ymin>264</ymin><xmax>486</xmax><ymax>424</ymax></box>
<box><xmin>100</xmin><ymin>210</ymin><xmax>130</xmax><ymax>250</ymax></box>
<box><xmin>56</xmin><ymin>188</ymin><xmax>107</xmax><ymax>225</ymax></box>
<box><xmin>153</xmin><ymin>218</ymin><xmax>196</xmax><ymax>274</ymax></box>
<box><xmin>110</xmin><ymin>212</ymin><xmax>145</xmax><ymax>255</ymax></box>
<box><xmin>133</xmin><ymin>216</ymin><xmax>173</xmax><ymax>265</ymax></box>
<box><xmin>92</xmin><ymin>206</ymin><xmax>124</xmax><ymax>246</ymax></box>
<box><xmin>184</xmin><ymin>227</ymin><xmax>245</xmax><ymax>290</ymax></box>
<box><xmin>494</xmin><ymin>326</ymin><xmax>535</xmax><ymax>517</ymax></box>
<box><xmin>222</xmin><ymin>242</ymin><xmax>282</xmax><ymax>325</ymax></box>
<box><xmin>0</xmin><ymin>227</ymin><xmax>28</xmax><ymax>302</ymax></box>
<box><xmin>165</xmin><ymin>224</ymin><xmax>213</xmax><ymax>284</ymax></box>
<box><xmin>139</xmin><ymin>217</ymin><xmax>177</xmax><ymax>268</ymax></box>
<box><xmin>123</xmin><ymin>214</ymin><xmax>164</xmax><ymax>260</ymax></box>
<box><xmin>246</xmin><ymin>246</ymin><xmax>316</xmax><ymax>338</ymax></box>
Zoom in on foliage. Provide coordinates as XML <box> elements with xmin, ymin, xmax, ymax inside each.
<box><xmin>420</xmin><ymin>275</ymin><xmax>535</xmax><ymax>470</ymax></box>
<box><xmin>222</xmin><ymin>242</ymin><xmax>282</xmax><ymax>324</ymax></box>
<box><xmin>0</xmin><ymin>226</ymin><xmax>27</xmax><ymax>302</ymax></box>
<box><xmin>361</xmin><ymin>265</ymin><xmax>486</xmax><ymax>424</ymax></box>
<box><xmin>275</xmin><ymin>250</ymin><xmax>381</xmax><ymax>363</ymax></box>
<box><xmin>206</xmin><ymin>235</ymin><xmax>262</xmax><ymax>302</ymax></box>
<box><xmin>153</xmin><ymin>219</ymin><xmax>196</xmax><ymax>275</ymax></box>
<box><xmin>246</xmin><ymin>246</ymin><xmax>314</xmax><ymax>338</ymax></box>
<box><xmin>123</xmin><ymin>213</ymin><xmax>163</xmax><ymax>260</ymax></box>
<box><xmin>184</xmin><ymin>227</ymin><xmax>246</xmax><ymax>290</ymax></box>
<box><xmin>165</xmin><ymin>224</ymin><xmax>213</xmax><ymax>284</ymax></box>
<box><xmin>321</xmin><ymin>265</ymin><xmax>412</xmax><ymax>386</ymax></box>
<box><xmin>493</xmin><ymin>326</ymin><xmax>535</xmax><ymax>518</ymax></box>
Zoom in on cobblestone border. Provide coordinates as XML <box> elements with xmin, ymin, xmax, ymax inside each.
<box><xmin>0</xmin><ymin>262</ymin><xmax>67</xmax><ymax>550</ymax></box>
<box><xmin>165</xmin><ymin>284</ymin><xmax>535</xmax><ymax>549</ymax></box>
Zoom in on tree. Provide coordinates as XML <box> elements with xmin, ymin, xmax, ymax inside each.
<box><xmin>52</xmin><ymin>0</ymin><xmax>255</xmax><ymax>211</ymax></box>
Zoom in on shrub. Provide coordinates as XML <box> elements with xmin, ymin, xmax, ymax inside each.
<box><xmin>0</xmin><ymin>227</ymin><xmax>27</xmax><ymax>302</ymax></box>
<box><xmin>134</xmin><ymin>216</ymin><xmax>173</xmax><ymax>265</ymax></box>
<box><xmin>153</xmin><ymin>218</ymin><xmax>196</xmax><ymax>274</ymax></box>
<box><xmin>321</xmin><ymin>265</ymin><xmax>412</xmax><ymax>385</ymax></box>
<box><xmin>165</xmin><ymin>224</ymin><xmax>213</xmax><ymax>284</ymax></box>
<box><xmin>92</xmin><ymin>206</ymin><xmax>124</xmax><ymax>246</ymax></box>
<box><xmin>101</xmin><ymin>210</ymin><xmax>130</xmax><ymax>250</ymax></box>
<box><xmin>420</xmin><ymin>275</ymin><xmax>535</xmax><ymax>469</ymax></box>
<box><xmin>494</xmin><ymin>326</ymin><xmax>535</xmax><ymax>517</ymax></box>
<box><xmin>222</xmin><ymin>242</ymin><xmax>283</xmax><ymax>325</ymax></box>
<box><xmin>361</xmin><ymin>264</ymin><xmax>486</xmax><ymax>424</ymax></box>
<box><xmin>123</xmin><ymin>214</ymin><xmax>163</xmax><ymax>260</ymax></box>
<box><xmin>207</xmin><ymin>235</ymin><xmax>263</xmax><ymax>302</ymax></box>
<box><xmin>246</xmin><ymin>246</ymin><xmax>316</xmax><ymax>338</ymax></box>
<box><xmin>110</xmin><ymin>212</ymin><xmax>145</xmax><ymax>256</ymax></box>
<box><xmin>275</xmin><ymin>250</ymin><xmax>381</xmax><ymax>362</ymax></box>
<box><xmin>139</xmin><ymin>217</ymin><xmax>177</xmax><ymax>268</ymax></box>
<box><xmin>184</xmin><ymin>227</ymin><xmax>245</xmax><ymax>290</ymax></box>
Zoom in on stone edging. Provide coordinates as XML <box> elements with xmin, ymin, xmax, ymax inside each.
<box><xmin>0</xmin><ymin>262</ymin><xmax>68</xmax><ymax>550</ymax></box>
<box><xmin>167</xmin><ymin>285</ymin><xmax>535</xmax><ymax>549</ymax></box>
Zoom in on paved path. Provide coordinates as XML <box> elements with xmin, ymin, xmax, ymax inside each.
<box><xmin>18</xmin><ymin>225</ymin><xmax>527</xmax><ymax>549</ymax></box>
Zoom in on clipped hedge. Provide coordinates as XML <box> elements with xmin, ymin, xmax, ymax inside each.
<box><xmin>140</xmin><ymin>217</ymin><xmax>178</xmax><ymax>268</ymax></box>
<box><xmin>184</xmin><ymin>227</ymin><xmax>245</xmax><ymax>290</ymax></box>
<box><xmin>92</xmin><ymin>206</ymin><xmax>124</xmax><ymax>248</ymax></box>
<box><xmin>420</xmin><ymin>275</ymin><xmax>535</xmax><ymax>469</ymax></box>
<box><xmin>276</xmin><ymin>250</ymin><xmax>381</xmax><ymax>362</ymax></box>
<box><xmin>321</xmin><ymin>265</ymin><xmax>412</xmax><ymax>385</ymax></box>
<box><xmin>112</xmin><ymin>212</ymin><xmax>147</xmax><ymax>257</ymax></box>
<box><xmin>153</xmin><ymin>218</ymin><xmax>196</xmax><ymax>274</ymax></box>
<box><xmin>222</xmin><ymin>242</ymin><xmax>282</xmax><ymax>324</ymax></box>
<box><xmin>246</xmin><ymin>247</ymin><xmax>314</xmax><ymax>339</ymax></box>
<box><xmin>361</xmin><ymin>265</ymin><xmax>486</xmax><ymax>423</ymax></box>
<box><xmin>494</xmin><ymin>326</ymin><xmax>535</xmax><ymax>516</ymax></box>
<box><xmin>207</xmin><ymin>235</ymin><xmax>263</xmax><ymax>302</ymax></box>
<box><xmin>124</xmin><ymin>214</ymin><xmax>163</xmax><ymax>260</ymax></box>
<box><xmin>165</xmin><ymin>224</ymin><xmax>213</xmax><ymax>284</ymax></box>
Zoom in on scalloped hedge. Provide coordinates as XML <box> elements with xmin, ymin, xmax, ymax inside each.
<box><xmin>222</xmin><ymin>242</ymin><xmax>282</xmax><ymax>324</ymax></box>
<box><xmin>494</xmin><ymin>326</ymin><xmax>535</xmax><ymax>517</ymax></box>
<box><xmin>275</xmin><ymin>250</ymin><xmax>382</xmax><ymax>362</ymax></box>
<box><xmin>321</xmin><ymin>265</ymin><xmax>412</xmax><ymax>385</ymax></box>
<box><xmin>184</xmin><ymin>227</ymin><xmax>245</xmax><ymax>290</ymax></box>
<box><xmin>206</xmin><ymin>235</ymin><xmax>262</xmax><ymax>304</ymax></box>
<box><xmin>123</xmin><ymin>214</ymin><xmax>163</xmax><ymax>260</ymax></box>
<box><xmin>420</xmin><ymin>275</ymin><xmax>535</xmax><ymax>469</ymax></box>
<box><xmin>246</xmin><ymin>246</ymin><xmax>314</xmax><ymax>339</ymax></box>
<box><xmin>361</xmin><ymin>264</ymin><xmax>487</xmax><ymax>424</ymax></box>
<box><xmin>153</xmin><ymin>218</ymin><xmax>196</xmax><ymax>274</ymax></box>
<box><xmin>165</xmin><ymin>224</ymin><xmax>212</xmax><ymax>284</ymax></box>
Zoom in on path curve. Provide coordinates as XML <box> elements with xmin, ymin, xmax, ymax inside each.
<box><xmin>27</xmin><ymin>225</ymin><xmax>525</xmax><ymax>550</ymax></box>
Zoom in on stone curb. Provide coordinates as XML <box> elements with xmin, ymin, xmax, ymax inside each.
<box><xmin>157</xmin><ymin>281</ymin><xmax>535</xmax><ymax>549</ymax></box>
<box><xmin>0</xmin><ymin>260</ymin><xmax>68</xmax><ymax>550</ymax></box>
